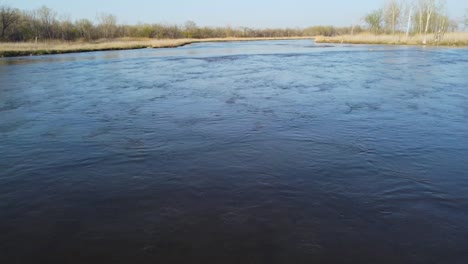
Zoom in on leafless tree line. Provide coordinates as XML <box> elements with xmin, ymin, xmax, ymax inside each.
<box><xmin>1</xmin><ymin>3</ymin><xmax>463</xmax><ymax>43</ymax></box>
<box><xmin>0</xmin><ymin>5</ymin><xmax>348</xmax><ymax>42</ymax></box>
<box><xmin>363</xmin><ymin>0</ymin><xmax>461</xmax><ymax>44</ymax></box>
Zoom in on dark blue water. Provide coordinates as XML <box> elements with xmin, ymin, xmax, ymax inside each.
<box><xmin>1</xmin><ymin>40</ymin><xmax>467</xmax><ymax>263</ymax></box>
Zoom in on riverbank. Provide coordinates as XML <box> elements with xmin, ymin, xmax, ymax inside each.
<box><xmin>315</xmin><ymin>32</ymin><xmax>468</xmax><ymax>47</ymax></box>
<box><xmin>0</xmin><ymin>37</ymin><xmax>312</xmax><ymax>57</ymax></box>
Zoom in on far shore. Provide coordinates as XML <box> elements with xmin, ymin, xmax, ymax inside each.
<box><xmin>1</xmin><ymin>33</ymin><xmax>467</xmax><ymax>58</ymax></box>
<box><xmin>0</xmin><ymin>37</ymin><xmax>312</xmax><ymax>58</ymax></box>
<box><xmin>315</xmin><ymin>32</ymin><xmax>468</xmax><ymax>47</ymax></box>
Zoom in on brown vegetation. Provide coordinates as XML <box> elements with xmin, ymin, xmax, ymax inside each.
<box><xmin>0</xmin><ymin>5</ymin><xmax>317</xmax><ymax>42</ymax></box>
<box><xmin>0</xmin><ymin>37</ymin><xmax>312</xmax><ymax>57</ymax></box>
<box><xmin>315</xmin><ymin>32</ymin><xmax>468</xmax><ymax>46</ymax></box>
<box><xmin>1</xmin><ymin>1</ymin><xmax>466</xmax><ymax>57</ymax></box>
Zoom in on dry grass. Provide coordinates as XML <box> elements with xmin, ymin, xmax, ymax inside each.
<box><xmin>315</xmin><ymin>32</ymin><xmax>468</xmax><ymax>47</ymax></box>
<box><xmin>0</xmin><ymin>37</ymin><xmax>312</xmax><ymax>57</ymax></box>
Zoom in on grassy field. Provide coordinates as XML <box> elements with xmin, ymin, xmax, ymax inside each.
<box><xmin>0</xmin><ymin>37</ymin><xmax>312</xmax><ymax>57</ymax></box>
<box><xmin>315</xmin><ymin>32</ymin><xmax>468</xmax><ymax>46</ymax></box>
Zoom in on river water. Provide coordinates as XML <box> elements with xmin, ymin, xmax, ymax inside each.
<box><xmin>1</xmin><ymin>40</ymin><xmax>467</xmax><ymax>263</ymax></box>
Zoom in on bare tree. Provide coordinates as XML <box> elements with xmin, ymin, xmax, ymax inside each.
<box><xmin>59</xmin><ymin>16</ymin><xmax>75</xmax><ymax>40</ymax></box>
<box><xmin>423</xmin><ymin>0</ymin><xmax>434</xmax><ymax>44</ymax></box>
<box><xmin>225</xmin><ymin>25</ymin><xmax>234</xmax><ymax>38</ymax></box>
<box><xmin>97</xmin><ymin>13</ymin><xmax>117</xmax><ymax>38</ymax></box>
<box><xmin>0</xmin><ymin>5</ymin><xmax>20</xmax><ymax>40</ymax></box>
<box><xmin>24</xmin><ymin>10</ymin><xmax>41</xmax><ymax>42</ymax></box>
<box><xmin>405</xmin><ymin>1</ymin><xmax>414</xmax><ymax>41</ymax></box>
<box><xmin>385</xmin><ymin>0</ymin><xmax>402</xmax><ymax>37</ymax></box>
<box><xmin>76</xmin><ymin>19</ymin><xmax>94</xmax><ymax>40</ymax></box>
<box><xmin>37</xmin><ymin>6</ymin><xmax>57</xmax><ymax>39</ymax></box>
<box><xmin>350</xmin><ymin>18</ymin><xmax>362</xmax><ymax>35</ymax></box>
<box><xmin>433</xmin><ymin>1</ymin><xmax>448</xmax><ymax>43</ymax></box>
<box><xmin>365</xmin><ymin>9</ymin><xmax>384</xmax><ymax>33</ymax></box>
<box><xmin>416</xmin><ymin>0</ymin><xmax>435</xmax><ymax>44</ymax></box>
<box><xmin>184</xmin><ymin>20</ymin><xmax>198</xmax><ymax>38</ymax></box>
<box><xmin>416</xmin><ymin>0</ymin><xmax>426</xmax><ymax>34</ymax></box>
<box><xmin>417</xmin><ymin>0</ymin><xmax>449</xmax><ymax>44</ymax></box>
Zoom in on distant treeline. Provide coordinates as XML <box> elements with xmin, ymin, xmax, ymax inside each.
<box><xmin>0</xmin><ymin>5</ymin><xmax>363</xmax><ymax>42</ymax></box>
<box><xmin>363</xmin><ymin>0</ymin><xmax>463</xmax><ymax>36</ymax></box>
<box><xmin>362</xmin><ymin>0</ymin><xmax>466</xmax><ymax>44</ymax></box>
<box><xmin>0</xmin><ymin>2</ymin><xmax>464</xmax><ymax>42</ymax></box>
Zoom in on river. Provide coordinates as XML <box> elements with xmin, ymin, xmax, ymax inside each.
<box><xmin>1</xmin><ymin>40</ymin><xmax>467</xmax><ymax>263</ymax></box>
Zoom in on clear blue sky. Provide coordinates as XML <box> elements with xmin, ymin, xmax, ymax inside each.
<box><xmin>3</xmin><ymin>0</ymin><xmax>467</xmax><ymax>28</ymax></box>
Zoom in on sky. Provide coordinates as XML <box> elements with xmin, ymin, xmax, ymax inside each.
<box><xmin>2</xmin><ymin>0</ymin><xmax>467</xmax><ymax>28</ymax></box>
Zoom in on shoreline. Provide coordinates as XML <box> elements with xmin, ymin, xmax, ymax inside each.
<box><xmin>2</xmin><ymin>34</ymin><xmax>466</xmax><ymax>58</ymax></box>
<box><xmin>315</xmin><ymin>32</ymin><xmax>468</xmax><ymax>47</ymax></box>
<box><xmin>0</xmin><ymin>37</ymin><xmax>312</xmax><ymax>58</ymax></box>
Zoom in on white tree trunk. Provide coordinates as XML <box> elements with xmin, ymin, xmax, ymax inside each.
<box><xmin>406</xmin><ymin>6</ymin><xmax>413</xmax><ymax>41</ymax></box>
<box><xmin>419</xmin><ymin>6</ymin><xmax>423</xmax><ymax>34</ymax></box>
<box><xmin>423</xmin><ymin>7</ymin><xmax>432</xmax><ymax>45</ymax></box>
<box><xmin>406</xmin><ymin>6</ymin><xmax>413</xmax><ymax>42</ymax></box>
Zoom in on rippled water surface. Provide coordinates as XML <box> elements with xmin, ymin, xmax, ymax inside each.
<box><xmin>1</xmin><ymin>40</ymin><xmax>467</xmax><ymax>263</ymax></box>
